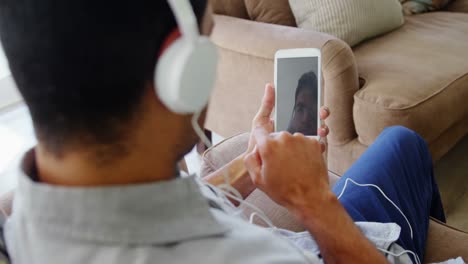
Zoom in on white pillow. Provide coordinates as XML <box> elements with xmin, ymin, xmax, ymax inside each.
<box><xmin>289</xmin><ymin>0</ymin><xmax>405</xmax><ymax>47</ymax></box>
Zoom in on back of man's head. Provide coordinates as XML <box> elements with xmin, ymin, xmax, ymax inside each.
<box><xmin>0</xmin><ymin>0</ymin><xmax>207</xmax><ymax>154</ymax></box>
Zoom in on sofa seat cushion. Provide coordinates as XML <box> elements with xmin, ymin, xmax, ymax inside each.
<box><xmin>353</xmin><ymin>12</ymin><xmax>468</xmax><ymax>151</ymax></box>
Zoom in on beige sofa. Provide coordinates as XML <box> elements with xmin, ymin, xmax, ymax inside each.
<box><xmin>200</xmin><ymin>133</ymin><xmax>468</xmax><ymax>263</ymax></box>
<box><xmin>205</xmin><ymin>0</ymin><xmax>468</xmax><ymax>176</ymax></box>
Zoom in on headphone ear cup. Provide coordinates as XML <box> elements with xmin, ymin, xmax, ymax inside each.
<box><xmin>156</xmin><ymin>37</ymin><xmax>218</xmax><ymax>114</ymax></box>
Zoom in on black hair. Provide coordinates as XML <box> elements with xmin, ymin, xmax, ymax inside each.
<box><xmin>0</xmin><ymin>0</ymin><xmax>207</xmax><ymax>153</ymax></box>
<box><xmin>294</xmin><ymin>71</ymin><xmax>318</xmax><ymax>104</ymax></box>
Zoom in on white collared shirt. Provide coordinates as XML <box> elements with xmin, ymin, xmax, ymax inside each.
<box><xmin>6</xmin><ymin>149</ymin><xmax>463</xmax><ymax>264</ymax></box>
<box><xmin>4</xmin><ymin>149</ymin><xmax>316</xmax><ymax>264</ymax></box>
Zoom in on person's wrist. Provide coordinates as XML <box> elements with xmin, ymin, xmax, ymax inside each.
<box><xmin>290</xmin><ymin>189</ymin><xmax>340</xmax><ymax>227</ymax></box>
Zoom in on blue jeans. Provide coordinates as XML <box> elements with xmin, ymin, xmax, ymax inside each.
<box><xmin>332</xmin><ymin>126</ymin><xmax>445</xmax><ymax>263</ymax></box>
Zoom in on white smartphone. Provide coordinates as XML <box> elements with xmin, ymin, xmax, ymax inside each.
<box><xmin>274</xmin><ymin>48</ymin><xmax>321</xmax><ymax>138</ymax></box>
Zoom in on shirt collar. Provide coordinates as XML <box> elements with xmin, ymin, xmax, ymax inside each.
<box><xmin>15</xmin><ymin>149</ymin><xmax>228</xmax><ymax>245</ymax></box>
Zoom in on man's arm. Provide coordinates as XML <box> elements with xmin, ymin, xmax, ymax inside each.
<box><xmin>244</xmin><ymin>128</ymin><xmax>387</xmax><ymax>264</ymax></box>
<box><xmin>295</xmin><ymin>191</ymin><xmax>388</xmax><ymax>263</ymax></box>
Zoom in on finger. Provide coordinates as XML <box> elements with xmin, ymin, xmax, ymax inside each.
<box><xmin>319</xmin><ymin>106</ymin><xmax>330</xmax><ymax>121</ymax></box>
<box><xmin>253</xmin><ymin>125</ymin><xmax>272</xmax><ymax>156</ymax></box>
<box><xmin>244</xmin><ymin>149</ymin><xmax>262</xmax><ymax>183</ymax></box>
<box><xmin>318</xmin><ymin>124</ymin><xmax>329</xmax><ymax>138</ymax></box>
<box><xmin>319</xmin><ymin>138</ymin><xmax>327</xmax><ymax>153</ymax></box>
<box><xmin>254</xmin><ymin>83</ymin><xmax>275</xmax><ymax>121</ymax></box>
<box><xmin>293</xmin><ymin>132</ymin><xmax>305</xmax><ymax>138</ymax></box>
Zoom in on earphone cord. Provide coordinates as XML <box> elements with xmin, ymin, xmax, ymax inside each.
<box><xmin>337</xmin><ymin>178</ymin><xmax>421</xmax><ymax>264</ymax></box>
<box><xmin>191</xmin><ymin>112</ymin><xmax>243</xmax><ymax>197</ymax></box>
<box><xmin>191</xmin><ymin>111</ymin><xmax>273</xmax><ymax>226</ymax></box>
<box><xmin>192</xmin><ymin>111</ymin><xmax>419</xmax><ymax>263</ymax></box>
<box><xmin>337</xmin><ymin>178</ymin><xmax>414</xmax><ymax>240</ymax></box>
<box><xmin>377</xmin><ymin>247</ymin><xmax>421</xmax><ymax>264</ymax></box>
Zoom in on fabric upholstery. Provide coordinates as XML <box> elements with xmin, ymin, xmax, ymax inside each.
<box><xmin>207</xmin><ymin>15</ymin><xmax>359</xmax><ymax>148</ymax></box>
<box><xmin>289</xmin><ymin>0</ymin><xmax>404</xmax><ymax>47</ymax></box>
<box><xmin>445</xmin><ymin>0</ymin><xmax>468</xmax><ymax>12</ymax></box>
<box><xmin>201</xmin><ymin>133</ymin><xmax>250</xmax><ymax>177</ymax></box>
<box><xmin>400</xmin><ymin>0</ymin><xmax>454</xmax><ymax>15</ymax></box>
<box><xmin>209</xmin><ymin>0</ymin><xmax>249</xmax><ymax>19</ymax></box>
<box><xmin>244</xmin><ymin>0</ymin><xmax>296</xmax><ymax>26</ymax></box>
<box><xmin>425</xmin><ymin>218</ymin><xmax>468</xmax><ymax>262</ymax></box>
<box><xmin>328</xmin><ymin>114</ymin><xmax>468</xmax><ymax>177</ymax></box>
<box><xmin>207</xmin><ymin>11</ymin><xmax>468</xmax><ymax>186</ymax></box>
<box><xmin>200</xmin><ymin>132</ymin><xmax>468</xmax><ymax>262</ymax></box>
<box><xmin>353</xmin><ymin>12</ymin><xmax>468</xmax><ymax>157</ymax></box>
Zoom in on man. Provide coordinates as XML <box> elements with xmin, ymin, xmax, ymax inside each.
<box><xmin>287</xmin><ymin>71</ymin><xmax>318</xmax><ymax>135</ymax></box>
<box><xmin>0</xmin><ymin>0</ymin><xmax>448</xmax><ymax>263</ymax></box>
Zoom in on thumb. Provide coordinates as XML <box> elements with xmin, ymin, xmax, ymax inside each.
<box><xmin>243</xmin><ymin>148</ymin><xmax>262</xmax><ymax>183</ymax></box>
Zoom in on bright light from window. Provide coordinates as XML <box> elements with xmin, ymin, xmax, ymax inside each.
<box><xmin>0</xmin><ymin>42</ymin><xmax>10</xmax><ymax>79</ymax></box>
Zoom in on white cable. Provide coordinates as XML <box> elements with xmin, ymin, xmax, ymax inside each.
<box><xmin>377</xmin><ymin>247</ymin><xmax>421</xmax><ymax>264</ymax></box>
<box><xmin>337</xmin><ymin>178</ymin><xmax>414</xmax><ymax>239</ymax></box>
<box><xmin>249</xmin><ymin>212</ymin><xmax>275</xmax><ymax>228</ymax></box>
<box><xmin>217</xmin><ymin>183</ymin><xmax>243</xmax><ymax>202</ymax></box>
<box><xmin>193</xmin><ymin>111</ymin><xmax>419</xmax><ymax>263</ymax></box>
<box><xmin>191</xmin><ymin>111</ymin><xmax>242</xmax><ymax>201</ymax></box>
<box><xmin>191</xmin><ymin>111</ymin><xmax>212</xmax><ymax>149</ymax></box>
<box><xmin>204</xmin><ymin>182</ymin><xmax>277</xmax><ymax>229</ymax></box>
<box><xmin>191</xmin><ymin>111</ymin><xmax>277</xmax><ymax>229</ymax></box>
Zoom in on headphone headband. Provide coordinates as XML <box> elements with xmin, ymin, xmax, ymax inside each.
<box><xmin>167</xmin><ymin>0</ymin><xmax>199</xmax><ymax>40</ymax></box>
<box><xmin>156</xmin><ymin>0</ymin><xmax>217</xmax><ymax>114</ymax></box>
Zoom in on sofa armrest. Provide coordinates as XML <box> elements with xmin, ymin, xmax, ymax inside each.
<box><xmin>207</xmin><ymin>15</ymin><xmax>359</xmax><ymax>146</ymax></box>
<box><xmin>425</xmin><ymin>218</ymin><xmax>468</xmax><ymax>263</ymax></box>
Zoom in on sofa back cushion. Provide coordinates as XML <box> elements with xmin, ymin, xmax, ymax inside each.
<box><xmin>352</xmin><ymin>12</ymin><xmax>468</xmax><ymax>156</ymax></box>
<box><xmin>244</xmin><ymin>0</ymin><xmax>297</xmax><ymax>26</ymax></box>
<box><xmin>445</xmin><ymin>0</ymin><xmax>468</xmax><ymax>13</ymax></box>
<box><xmin>289</xmin><ymin>0</ymin><xmax>404</xmax><ymax>47</ymax></box>
<box><xmin>210</xmin><ymin>0</ymin><xmax>249</xmax><ymax>19</ymax></box>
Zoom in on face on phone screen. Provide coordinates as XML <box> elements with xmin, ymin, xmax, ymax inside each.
<box><xmin>276</xmin><ymin>57</ymin><xmax>319</xmax><ymax>136</ymax></box>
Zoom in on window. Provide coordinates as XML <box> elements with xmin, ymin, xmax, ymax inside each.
<box><xmin>0</xmin><ymin>43</ymin><xmax>9</xmax><ymax>79</ymax></box>
<box><xmin>0</xmin><ymin>43</ymin><xmax>21</xmax><ymax>111</ymax></box>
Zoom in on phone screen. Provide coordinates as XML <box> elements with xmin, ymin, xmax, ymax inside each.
<box><xmin>276</xmin><ymin>57</ymin><xmax>319</xmax><ymax>136</ymax></box>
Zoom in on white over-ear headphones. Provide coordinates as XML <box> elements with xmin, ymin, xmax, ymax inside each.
<box><xmin>156</xmin><ymin>0</ymin><xmax>218</xmax><ymax>114</ymax></box>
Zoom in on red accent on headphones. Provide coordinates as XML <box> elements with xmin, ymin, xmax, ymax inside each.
<box><xmin>159</xmin><ymin>28</ymin><xmax>182</xmax><ymax>58</ymax></box>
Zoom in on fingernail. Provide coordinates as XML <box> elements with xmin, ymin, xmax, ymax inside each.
<box><xmin>324</xmin><ymin>106</ymin><xmax>330</xmax><ymax>113</ymax></box>
<box><xmin>321</xmin><ymin>127</ymin><xmax>327</xmax><ymax>134</ymax></box>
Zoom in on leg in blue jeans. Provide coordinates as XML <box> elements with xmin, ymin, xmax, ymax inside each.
<box><xmin>332</xmin><ymin>126</ymin><xmax>445</xmax><ymax>263</ymax></box>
